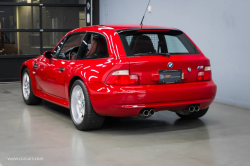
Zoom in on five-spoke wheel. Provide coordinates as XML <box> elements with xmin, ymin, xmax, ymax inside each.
<box><xmin>22</xmin><ymin>72</ymin><xmax>30</xmax><ymax>100</ymax></box>
<box><xmin>21</xmin><ymin>68</ymin><xmax>41</xmax><ymax>105</ymax></box>
<box><xmin>71</xmin><ymin>85</ymin><xmax>85</xmax><ymax>124</ymax></box>
<box><xmin>70</xmin><ymin>80</ymin><xmax>105</xmax><ymax>130</ymax></box>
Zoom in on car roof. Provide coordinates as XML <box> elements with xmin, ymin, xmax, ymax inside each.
<box><xmin>98</xmin><ymin>24</ymin><xmax>179</xmax><ymax>31</ymax></box>
<box><xmin>72</xmin><ymin>24</ymin><xmax>180</xmax><ymax>33</ymax></box>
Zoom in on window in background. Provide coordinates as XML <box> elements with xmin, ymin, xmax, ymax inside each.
<box><xmin>0</xmin><ymin>6</ymin><xmax>40</xmax><ymax>29</ymax></box>
<box><xmin>43</xmin><ymin>32</ymin><xmax>67</xmax><ymax>52</ymax></box>
<box><xmin>42</xmin><ymin>7</ymin><xmax>85</xmax><ymax>29</ymax></box>
<box><xmin>0</xmin><ymin>1</ymin><xmax>87</xmax><ymax>56</ymax></box>
<box><xmin>0</xmin><ymin>32</ymin><xmax>40</xmax><ymax>55</ymax></box>
<box><xmin>0</xmin><ymin>0</ymin><xmax>39</xmax><ymax>3</ymax></box>
<box><xmin>41</xmin><ymin>0</ymin><xmax>85</xmax><ymax>4</ymax></box>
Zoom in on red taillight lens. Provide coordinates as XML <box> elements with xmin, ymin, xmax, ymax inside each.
<box><xmin>197</xmin><ymin>71</ymin><xmax>204</xmax><ymax>81</ymax></box>
<box><xmin>204</xmin><ymin>66</ymin><xmax>212</xmax><ymax>80</ymax></box>
<box><xmin>197</xmin><ymin>66</ymin><xmax>212</xmax><ymax>81</ymax></box>
<box><xmin>106</xmin><ymin>70</ymin><xmax>139</xmax><ymax>85</ymax></box>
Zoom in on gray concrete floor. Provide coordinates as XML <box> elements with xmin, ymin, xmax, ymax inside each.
<box><xmin>0</xmin><ymin>83</ymin><xmax>250</xmax><ymax>166</ymax></box>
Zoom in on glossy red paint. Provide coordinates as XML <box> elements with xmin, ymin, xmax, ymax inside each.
<box><xmin>85</xmin><ymin>80</ymin><xmax>216</xmax><ymax>117</ymax></box>
<box><xmin>20</xmin><ymin>24</ymin><xmax>217</xmax><ymax>117</ymax></box>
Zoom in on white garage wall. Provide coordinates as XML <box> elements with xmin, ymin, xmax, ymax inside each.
<box><xmin>99</xmin><ymin>0</ymin><xmax>250</xmax><ymax>109</ymax></box>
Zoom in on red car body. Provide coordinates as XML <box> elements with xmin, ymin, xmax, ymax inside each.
<box><xmin>21</xmin><ymin>25</ymin><xmax>217</xmax><ymax>117</ymax></box>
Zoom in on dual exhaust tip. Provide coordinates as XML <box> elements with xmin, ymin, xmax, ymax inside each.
<box><xmin>139</xmin><ymin>105</ymin><xmax>199</xmax><ymax>117</ymax></box>
<box><xmin>189</xmin><ymin>105</ymin><xmax>200</xmax><ymax>112</ymax></box>
<box><xmin>139</xmin><ymin>108</ymin><xmax>155</xmax><ymax>118</ymax></box>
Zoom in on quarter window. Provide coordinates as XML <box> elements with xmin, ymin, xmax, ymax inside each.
<box><xmin>83</xmin><ymin>33</ymin><xmax>109</xmax><ymax>59</ymax></box>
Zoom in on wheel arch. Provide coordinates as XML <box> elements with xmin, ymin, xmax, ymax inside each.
<box><xmin>68</xmin><ymin>76</ymin><xmax>83</xmax><ymax>98</ymax></box>
<box><xmin>20</xmin><ymin>59</ymin><xmax>35</xmax><ymax>82</ymax></box>
<box><xmin>20</xmin><ymin>61</ymin><xmax>38</xmax><ymax>95</ymax></box>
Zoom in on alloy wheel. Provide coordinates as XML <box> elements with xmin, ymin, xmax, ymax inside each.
<box><xmin>22</xmin><ymin>72</ymin><xmax>30</xmax><ymax>100</ymax></box>
<box><xmin>71</xmin><ymin>85</ymin><xmax>85</xmax><ymax>124</ymax></box>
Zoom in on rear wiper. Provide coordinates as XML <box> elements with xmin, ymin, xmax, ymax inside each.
<box><xmin>134</xmin><ymin>52</ymin><xmax>170</xmax><ymax>57</ymax></box>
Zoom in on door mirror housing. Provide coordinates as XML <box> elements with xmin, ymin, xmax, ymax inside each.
<box><xmin>43</xmin><ymin>51</ymin><xmax>53</xmax><ymax>59</ymax></box>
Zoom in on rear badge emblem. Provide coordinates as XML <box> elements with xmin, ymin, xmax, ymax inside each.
<box><xmin>197</xmin><ymin>66</ymin><xmax>203</xmax><ymax>69</ymax></box>
<box><xmin>187</xmin><ymin>67</ymin><xmax>191</xmax><ymax>72</ymax></box>
<box><xmin>168</xmin><ymin>62</ymin><xmax>173</xmax><ymax>68</ymax></box>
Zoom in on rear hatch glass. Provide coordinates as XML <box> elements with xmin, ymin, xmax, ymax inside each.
<box><xmin>119</xmin><ymin>29</ymin><xmax>200</xmax><ymax>56</ymax></box>
<box><xmin>118</xmin><ymin>29</ymin><xmax>206</xmax><ymax>85</ymax></box>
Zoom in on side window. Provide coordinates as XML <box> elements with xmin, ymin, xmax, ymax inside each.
<box><xmin>165</xmin><ymin>35</ymin><xmax>188</xmax><ymax>53</ymax></box>
<box><xmin>55</xmin><ymin>33</ymin><xmax>86</xmax><ymax>60</ymax></box>
<box><xmin>84</xmin><ymin>33</ymin><xmax>109</xmax><ymax>59</ymax></box>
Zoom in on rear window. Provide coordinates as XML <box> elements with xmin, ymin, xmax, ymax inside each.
<box><xmin>119</xmin><ymin>30</ymin><xmax>200</xmax><ymax>56</ymax></box>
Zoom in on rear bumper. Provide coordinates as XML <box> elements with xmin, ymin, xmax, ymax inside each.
<box><xmin>86</xmin><ymin>80</ymin><xmax>217</xmax><ymax>117</ymax></box>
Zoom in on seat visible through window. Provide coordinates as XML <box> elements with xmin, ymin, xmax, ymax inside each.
<box><xmin>131</xmin><ymin>35</ymin><xmax>156</xmax><ymax>54</ymax></box>
<box><xmin>86</xmin><ymin>35</ymin><xmax>108</xmax><ymax>59</ymax></box>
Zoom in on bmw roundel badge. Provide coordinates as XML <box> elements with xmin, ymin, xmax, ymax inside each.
<box><xmin>168</xmin><ymin>62</ymin><xmax>173</xmax><ymax>68</ymax></box>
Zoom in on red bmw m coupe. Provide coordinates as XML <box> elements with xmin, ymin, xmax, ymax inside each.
<box><xmin>21</xmin><ymin>25</ymin><xmax>217</xmax><ymax>130</ymax></box>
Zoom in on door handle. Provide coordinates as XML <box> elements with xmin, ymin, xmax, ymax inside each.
<box><xmin>59</xmin><ymin>67</ymin><xmax>65</xmax><ymax>72</ymax></box>
<box><xmin>33</xmin><ymin>64</ymin><xmax>38</xmax><ymax>68</ymax></box>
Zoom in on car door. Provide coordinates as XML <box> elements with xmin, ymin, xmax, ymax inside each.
<box><xmin>34</xmin><ymin>33</ymin><xmax>86</xmax><ymax>98</ymax></box>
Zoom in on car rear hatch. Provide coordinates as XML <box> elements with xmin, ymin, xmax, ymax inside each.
<box><xmin>118</xmin><ymin>29</ymin><xmax>210</xmax><ymax>85</ymax></box>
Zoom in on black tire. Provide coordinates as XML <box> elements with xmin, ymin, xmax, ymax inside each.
<box><xmin>70</xmin><ymin>80</ymin><xmax>105</xmax><ymax>131</ymax></box>
<box><xmin>176</xmin><ymin>107</ymin><xmax>209</xmax><ymax>119</ymax></box>
<box><xmin>21</xmin><ymin>68</ymin><xmax>42</xmax><ymax>105</ymax></box>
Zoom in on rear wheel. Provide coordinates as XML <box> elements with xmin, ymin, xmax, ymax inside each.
<box><xmin>176</xmin><ymin>107</ymin><xmax>209</xmax><ymax>119</ymax></box>
<box><xmin>21</xmin><ymin>68</ymin><xmax>41</xmax><ymax>105</ymax></box>
<box><xmin>70</xmin><ymin>80</ymin><xmax>105</xmax><ymax>131</ymax></box>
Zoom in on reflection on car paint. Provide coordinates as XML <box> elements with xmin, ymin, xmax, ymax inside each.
<box><xmin>20</xmin><ymin>24</ymin><xmax>216</xmax><ymax>118</ymax></box>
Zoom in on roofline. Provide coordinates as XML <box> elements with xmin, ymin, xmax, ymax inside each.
<box><xmin>98</xmin><ymin>24</ymin><xmax>180</xmax><ymax>30</ymax></box>
<box><xmin>116</xmin><ymin>28</ymin><xmax>182</xmax><ymax>33</ymax></box>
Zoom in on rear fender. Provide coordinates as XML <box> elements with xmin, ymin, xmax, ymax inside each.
<box><xmin>64</xmin><ymin>57</ymin><xmax>130</xmax><ymax>100</ymax></box>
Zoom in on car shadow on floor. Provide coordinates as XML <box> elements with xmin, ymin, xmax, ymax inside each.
<box><xmin>41</xmin><ymin>100</ymin><xmax>208</xmax><ymax>135</ymax></box>
<box><xmin>41</xmin><ymin>100</ymin><xmax>71</xmax><ymax>116</ymax></box>
<box><xmin>99</xmin><ymin>116</ymin><xmax>207</xmax><ymax>135</ymax></box>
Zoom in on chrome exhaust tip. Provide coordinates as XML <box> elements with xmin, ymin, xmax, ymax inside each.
<box><xmin>143</xmin><ymin>110</ymin><xmax>150</xmax><ymax>116</ymax></box>
<box><xmin>138</xmin><ymin>108</ymin><xmax>155</xmax><ymax>118</ymax></box>
<box><xmin>189</xmin><ymin>106</ymin><xmax>195</xmax><ymax>112</ymax></box>
<box><xmin>194</xmin><ymin>105</ymin><xmax>200</xmax><ymax>112</ymax></box>
<box><xmin>149</xmin><ymin>109</ymin><xmax>155</xmax><ymax>116</ymax></box>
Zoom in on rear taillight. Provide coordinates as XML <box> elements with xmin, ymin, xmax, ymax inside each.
<box><xmin>106</xmin><ymin>70</ymin><xmax>139</xmax><ymax>85</ymax></box>
<box><xmin>197</xmin><ymin>66</ymin><xmax>212</xmax><ymax>81</ymax></box>
<box><xmin>204</xmin><ymin>66</ymin><xmax>212</xmax><ymax>80</ymax></box>
<box><xmin>197</xmin><ymin>71</ymin><xmax>204</xmax><ymax>81</ymax></box>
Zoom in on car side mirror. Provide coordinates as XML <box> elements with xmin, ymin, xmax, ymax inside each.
<box><xmin>43</xmin><ymin>51</ymin><xmax>53</xmax><ymax>59</ymax></box>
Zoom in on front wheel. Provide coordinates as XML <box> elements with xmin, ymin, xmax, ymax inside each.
<box><xmin>21</xmin><ymin>68</ymin><xmax>41</xmax><ymax>105</ymax></box>
<box><xmin>70</xmin><ymin>80</ymin><xmax>105</xmax><ymax>131</ymax></box>
<box><xmin>176</xmin><ymin>107</ymin><xmax>209</xmax><ymax>119</ymax></box>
